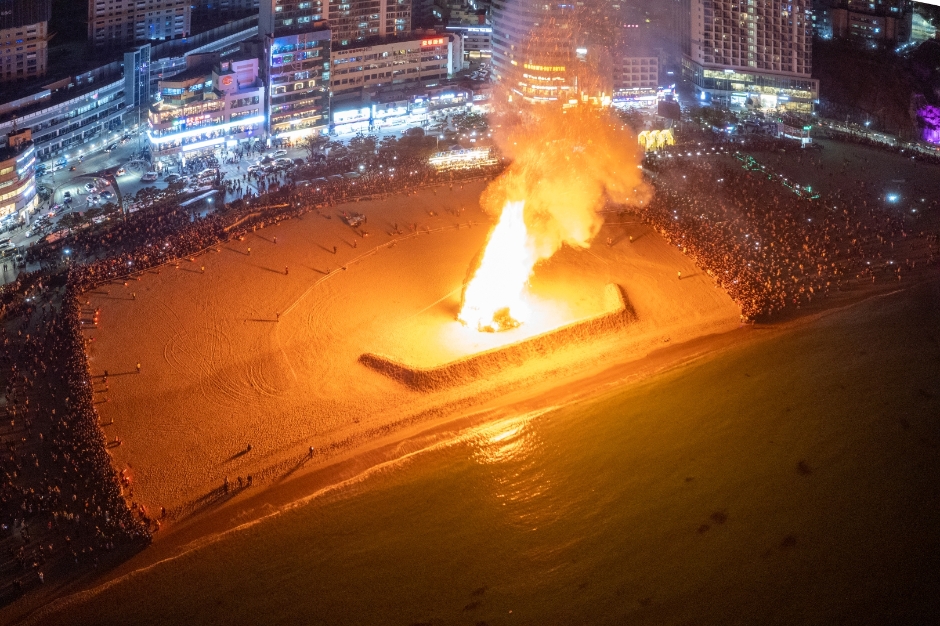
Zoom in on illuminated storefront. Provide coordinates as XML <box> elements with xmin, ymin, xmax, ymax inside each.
<box><xmin>148</xmin><ymin>55</ymin><xmax>265</xmax><ymax>159</ymax></box>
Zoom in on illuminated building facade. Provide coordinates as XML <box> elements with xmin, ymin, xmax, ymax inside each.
<box><xmin>261</xmin><ymin>0</ymin><xmax>410</xmax><ymax>46</ymax></box>
<box><xmin>266</xmin><ymin>25</ymin><xmax>332</xmax><ymax>140</ymax></box>
<box><xmin>491</xmin><ymin>0</ymin><xmax>577</xmax><ymax>103</ymax></box>
<box><xmin>684</xmin><ymin>0</ymin><xmax>819</xmax><ymax>112</ymax></box>
<box><xmin>260</xmin><ymin>2</ymin><xmax>333</xmax><ymax>140</ymax></box>
<box><xmin>0</xmin><ymin>137</ymin><xmax>37</xmax><ymax>224</ymax></box>
<box><xmin>330</xmin><ymin>34</ymin><xmax>460</xmax><ymax>104</ymax></box>
<box><xmin>818</xmin><ymin>0</ymin><xmax>914</xmax><ymax>43</ymax></box>
<box><xmin>148</xmin><ymin>56</ymin><xmax>265</xmax><ymax>158</ymax></box>
<box><xmin>0</xmin><ymin>0</ymin><xmax>50</xmax><ymax>83</ymax></box>
<box><xmin>88</xmin><ymin>0</ymin><xmax>191</xmax><ymax>48</ymax></box>
<box><xmin>445</xmin><ymin>24</ymin><xmax>491</xmax><ymax>61</ymax></box>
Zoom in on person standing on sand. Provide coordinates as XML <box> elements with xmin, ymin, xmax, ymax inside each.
<box><xmin>136</xmin><ymin>362</ymin><xmax>141</xmax><ymax>373</ymax></box>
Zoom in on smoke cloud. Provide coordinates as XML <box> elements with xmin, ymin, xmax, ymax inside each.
<box><xmin>481</xmin><ymin>106</ymin><xmax>650</xmax><ymax>263</ymax></box>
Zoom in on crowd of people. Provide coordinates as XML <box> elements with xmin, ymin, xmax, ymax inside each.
<box><xmin>0</xmin><ymin>154</ymin><xmax>503</xmax><ymax>598</ymax></box>
<box><xmin>643</xmin><ymin>150</ymin><xmax>937</xmax><ymax>320</ymax></box>
<box><xmin>0</xmin><ymin>277</ymin><xmax>150</xmax><ymax>599</ymax></box>
<box><xmin>0</xmin><ymin>124</ymin><xmax>937</xmax><ymax>600</ymax></box>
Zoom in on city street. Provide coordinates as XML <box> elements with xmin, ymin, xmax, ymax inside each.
<box><xmin>0</xmin><ymin>107</ymin><xmax>479</xmax><ymax>284</ymax></box>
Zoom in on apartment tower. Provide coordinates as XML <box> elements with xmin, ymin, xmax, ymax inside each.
<box><xmin>0</xmin><ymin>0</ymin><xmax>51</xmax><ymax>83</ymax></box>
<box><xmin>88</xmin><ymin>0</ymin><xmax>191</xmax><ymax>48</ymax></box>
<box><xmin>259</xmin><ymin>1</ymin><xmax>333</xmax><ymax>140</ymax></box>
<box><xmin>684</xmin><ymin>0</ymin><xmax>818</xmax><ymax>111</ymax></box>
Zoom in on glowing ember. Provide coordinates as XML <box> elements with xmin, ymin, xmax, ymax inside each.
<box><xmin>458</xmin><ymin>200</ymin><xmax>535</xmax><ymax>332</ymax></box>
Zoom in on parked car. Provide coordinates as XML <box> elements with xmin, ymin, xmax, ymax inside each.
<box><xmin>165</xmin><ymin>173</ymin><xmax>182</xmax><ymax>184</ymax></box>
<box><xmin>141</xmin><ymin>171</ymin><xmax>158</xmax><ymax>182</ymax></box>
<box><xmin>106</xmin><ymin>143</ymin><xmax>117</xmax><ymax>152</ymax></box>
<box><xmin>116</xmin><ymin>167</ymin><xmax>126</xmax><ymax>176</ymax></box>
<box><xmin>101</xmin><ymin>190</ymin><xmax>114</xmax><ymax>200</ymax></box>
<box><xmin>271</xmin><ymin>149</ymin><xmax>288</xmax><ymax>158</ymax></box>
<box><xmin>84</xmin><ymin>182</ymin><xmax>97</xmax><ymax>192</ymax></box>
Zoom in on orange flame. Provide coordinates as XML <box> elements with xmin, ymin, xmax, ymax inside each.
<box><xmin>458</xmin><ymin>107</ymin><xmax>648</xmax><ymax>332</ymax></box>
<box><xmin>458</xmin><ymin>201</ymin><xmax>534</xmax><ymax>331</ymax></box>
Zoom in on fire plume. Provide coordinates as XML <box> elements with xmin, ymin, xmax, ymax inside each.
<box><xmin>459</xmin><ymin>106</ymin><xmax>648</xmax><ymax>332</ymax></box>
<box><xmin>458</xmin><ymin>201</ymin><xmax>534</xmax><ymax>332</ymax></box>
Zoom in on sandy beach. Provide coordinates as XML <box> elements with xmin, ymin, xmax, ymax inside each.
<box><xmin>82</xmin><ymin>180</ymin><xmax>740</xmax><ymax>528</ymax></box>
<box><xmin>16</xmin><ymin>264</ymin><xmax>940</xmax><ymax>626</ymax></box>
<box><xmin>1</xmin><ymin>167</ymin><xmax>936</xmax><ymax>625</ymax></box>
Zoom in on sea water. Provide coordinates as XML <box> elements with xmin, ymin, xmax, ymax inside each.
<box><xmin>41</xmin><ymin>283</ymin><xmax>940</xmax><ymax>626</ymax></box>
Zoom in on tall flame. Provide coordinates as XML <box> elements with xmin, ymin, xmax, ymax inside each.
<box><xmin>458</xmin><ymin>106</ymin><xmax>649</xmax><ymax>332</ymax></box>
<box><xmin>458</xmin><ymin>201</ymin><xmax>535</xmax><ymax>332</ymax></box>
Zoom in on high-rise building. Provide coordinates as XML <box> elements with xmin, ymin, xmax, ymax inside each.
<box><xmin>684</xmin><ymin>0</ymin><xmax>819</xmax><ymax>112</ymax></box>
<box><xmin>0</xmin><ymin>134</ymin><xmax>37</xmax><ymax>225</ymax></box>
<box><xmin>328</xmin><ymin>0</ymin><xmax>412</xmax><ymax>44</ymax></box>
<box><xmin>88</xmin><ymin>0</ymin><xmax>191</xmax><ymax>49</ymax></box>
<box><xmin>0</xmin><ymin>0</ymin><xmax>51</xmax><ymax>83</ymax></box>
<box><xmin>258</xmin><ymin>4</ymin><xmax>333</xmax><ymax>141</ymax></box>
<box><xmin>191</xmin><ymin>0</ymin><xmax>260</xmax><ymax>12</ymax></box>
<box><xmin>264</xmin><ymin>26</ymin><xmax>332</xmax><ymax>140</ymax></box>
<box><xmin>191</xmin><ymin>0</ymin><xmax>260</xmax><ymax>33</ymax></box>
<box><xmin>490</xmin><ymin>0</ymin><xmax>578</xmax><ymax>103</ymax></box>
<box><xmin>330</xmin><ymin>33</ymin><xmax>461</xmax><ymax>106</ymax></box>
<box><xmin>124</xmin><ymin>45</ymin><xmax>152</xmax><ymax>111</ymax></box>
<box><xmin>260</xmin><ymin>0</ymin><xmax>410</xmax><ymax>45</ymax></box>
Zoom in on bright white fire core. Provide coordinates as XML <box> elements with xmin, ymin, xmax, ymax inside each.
<box><xmin>458</xmin><ymin>200</ymin><xmax>536</xmax><ymax>332</ymax></box>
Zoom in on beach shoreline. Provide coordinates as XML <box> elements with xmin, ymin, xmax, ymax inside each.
<box><xmin>11</xmin><ymin>270</ymin><xmax>934</xmax><ymax>626</ymax></box>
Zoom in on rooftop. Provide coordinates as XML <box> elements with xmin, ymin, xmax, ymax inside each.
<box><xmin>332</xmin><ymin>30</ymin><xmax>451</xmax><ymax>53</ymax></box>
<box><xmin>0</xmin><ymin>140</ymin><xmax>33</xmax><ymax>162</ymax></box>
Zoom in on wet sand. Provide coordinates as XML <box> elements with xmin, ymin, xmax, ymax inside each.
<box><xmin>17</xmin><ymin>273</ymin><xmax>940</xmax><ymax>626</ymax></box>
